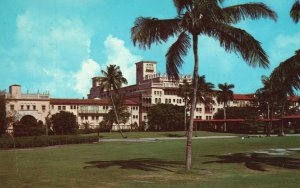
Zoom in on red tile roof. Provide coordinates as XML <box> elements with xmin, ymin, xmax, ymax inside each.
<box><xmin>194</xmin><ymin>119</ymin><xmax>245</xmax><ymax>122</ymax></box>
<box><xmin>233</xmin><ymin>94</ymin><xmax>254</xmax><ymax>100</ymax></box>
<box><xmin>50</xmin><ymin>98</ymin><xmax>137</xmax><ymax>106</ymax></box>
<box><xmin>288</xmin><ymin>96</ymin><xmax>300</xmax><ymax>102</ymax></box>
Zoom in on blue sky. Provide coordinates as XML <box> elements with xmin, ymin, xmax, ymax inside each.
<box><xmin>0</xmin><ymin>0</ymin><xmax>299</xmax><ymax>98</ymax></box>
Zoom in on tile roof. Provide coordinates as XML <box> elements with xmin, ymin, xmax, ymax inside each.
<box><xmin>50</xmin><ymin>98</ymin><xmax>137</xmax><ymax>105</ymax></box>
<box><xmin>233</xmin><ymin>94</ymin><xmax>254</xmax><ymax>100</ymax></box>
<box><xmin>288</xmin><ymin>96</ymin><xmax>300</xmax><ymax>102</ymax></box>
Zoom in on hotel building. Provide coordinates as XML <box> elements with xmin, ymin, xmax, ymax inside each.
<box><xmin>5</xmin><ymin>60</ymin><xmax>299</xmax><ymax>132</ymax></box>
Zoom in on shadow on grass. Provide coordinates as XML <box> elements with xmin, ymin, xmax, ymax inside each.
<box><xmin>163</xmin><ymin>133</ymin><xmax>185</xmax><ymax>137</ymax></box>
<box><xmin>84</xmin><ymin>158</ymin><xmax>183</xmax><ymax>172</ymax></box>
<box><xmin>204</xmin><ymin>153</ymin><xmax>300</xmax><ymax>171</ymax></box>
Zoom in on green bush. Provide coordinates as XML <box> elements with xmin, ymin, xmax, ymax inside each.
<box><xmin>0</xmin><ymin>135</ymin><xmax>99</xmax><ymax>149</ymax></box>
<box><xmin>148</xmin><ymin>104</ymin><xmax>184</xmax><ymax>131</ymax></box>
<box><xmin>51</xmin><ymin>111</ymin><xmax>78</xmax><ymax>135</ymax></box>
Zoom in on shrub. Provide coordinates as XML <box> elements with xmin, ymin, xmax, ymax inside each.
<box><xmin>0</xmin><ymin>134</ymin><xmax>98</xmax><ymax>149</ymax></box>
<box><xmin>51</xmin><ymin>111</ymin><xmax>78</xmax><ymax>135</ymax></box>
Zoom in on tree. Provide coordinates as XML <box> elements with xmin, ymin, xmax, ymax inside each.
<box><xmin>196</xmin><ymin>75</ymin><xmax>215</xmax><ymax>108</ymax></box>
<box><xmin>13</xmin><ymin>115</ymin><xmax>44</xmax><ymax>137</ymax></box>
<box><xmin>0</xmin><ymin>94</ymin><xmax>6</xmax><ymax>135</ymax></box>
<box><xmin>99</xmin><ymin>65</ymin><xmax>128</xmax><ymax>138</ymax></box>
<box><xmin>177</xmin><ymin>79</ymin><xmax>192</xmax><ymax>131</ymax></box>
<box><xmin>290</xmin><ymin>0</ymin><xmax>300</xmax><ymax>23</ymax></box>
<box><xmin>131</xmin><ymin>0</ymin><xmax>277</xmax><ymax>171</ymax></box>
<box><xmin>214</xmin><ymin>107</ymin><xmax>261</xmax><ymax>133</ymax></box>
<box><xmin>217</xmin><ymin>83</ymin><xmax>234</xmax><ymax>132</ymax></box>
<box><xmin>51</xmin><ymin>111</ymin><xmax>78</xmax><ymax>135</ymax></box>
<box><xmin>255</xmin><ymin>75</ymin><xmax>277</xmax><ymax>136</ymax></box>
<box><xmin>148</xmin><ymin>104</ymin><xmax>184</xmax><ymax>131</ymax></box>
<box><xmin>269</xmin><ymin>50</ymin><xmax>300</xmax><ymax>136</ymax></box>
<box><xmin>101</xmin><ymin>95</ymin><xmax>131</xmax><ymax>132</ymax></box>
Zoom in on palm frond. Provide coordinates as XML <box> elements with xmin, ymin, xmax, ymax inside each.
<box><xmin>223</xmin><ymin>3</ymin><xmax>277</xmax><ymax>23</ymax></box>
<box><xmin>270</xmin><ymin>50</ymin><xmax>300</xmax><ymax>95</ymax></box>
<box><xmin>131</xmin><ymin>17</ymin><xmax>181</xmax><ymax>49</ymax></box>
<box><xmin>217</xmin><ymin>82</ymin><xmax>234</xmax><ymax>104</ymax></box>
<box><xmin>290</xmin><ymin>0</ymin><xmax>300</xmax><ymax>23</ymax></box>
<box><xmin>202</xmin><ymin>23</ymin><xmax>269</xmax><ymax>68</ymax></box>
<box><xmin>173</xmin><ymin>0</ymin><xmax>193</xmax><ymax>15</ymax></box>
<box><xmin>166</xmin><ymin>32</ymin><xmax>191</xmax><ymax>80</ymax></box>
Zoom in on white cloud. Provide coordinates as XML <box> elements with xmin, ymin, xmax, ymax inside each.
<box><xmin>275</xmin><ymin>32</ymin><xmax>300</xmax><ymax>48</ymax></box>
<box><xmin>11</xmin><ymin>10</ymin><xmax>95</xmax><ymax>97</ymax></box>
<box><xmin>103</xmin><ymin>35</ymin><xmax>142</xmax><ymax>85</ymax></box>
<box><xmin>73</xmin><ymin>59</ymin><xmax>101</xmax><ymax>96</ymax></box>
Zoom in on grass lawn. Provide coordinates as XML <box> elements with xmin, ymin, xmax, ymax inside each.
<box><xmin>86</xmin><ymin>130</ymin><xmax>244</xmax><ymax>139</ymax></box>
<box><xmin>0</xmin><ymin>136</ymin><xmax>299</xmax><ymax>187</ymax></box>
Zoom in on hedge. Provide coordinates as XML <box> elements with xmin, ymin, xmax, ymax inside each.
<box><xmin>0</xmin><ymin>134</ymin><xmax>99</xmax><ymax>149</ymax></box>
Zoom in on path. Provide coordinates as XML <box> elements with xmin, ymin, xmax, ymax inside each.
<box><xmin>99</xmin><ymin>134</ymin><xmax>300</xmax><ymax>142</ymax></box>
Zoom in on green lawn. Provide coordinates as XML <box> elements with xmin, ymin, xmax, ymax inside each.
<box><xmin>87</xmin><ymin>130</ymin><xmax>244</xmax><ymax>139</ymax></box>
<box><xmin>0</xmin><ymin>136</ymin><xmax>299</xmax><ymax>187</ymax></box>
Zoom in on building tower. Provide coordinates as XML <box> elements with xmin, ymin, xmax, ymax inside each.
<box><xmin>9</xmin><ymin>85</ymin><xmax>21</xmax><ymax>98</ymax></box>
<box><xmin>135</xmin><ymin>61</ymin><xmax>157</xmax><ymax>85</ymax></box>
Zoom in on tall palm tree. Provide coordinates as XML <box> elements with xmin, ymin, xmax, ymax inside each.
<box><xmin>131</xmin><ymin>0</ymin><xmax>277</xmax><ymax>171</ymax></box>
<box><xmin>290</xmin><ymin>0</ymin><xmax>300</xmax><ymax>23</ymax></box>
<box><xmin>270</xmin><ymin>50</ymin><xmax>300</xmax><ymax>136</ymax></box>
<box><xmin>217</xmin><ymin>83</ymin><xmax>234</xmax><ymax>132</ymax></box>
<box><xmin>177</xmin><ymin>79</ymin><xmax>192</xmax><ymax>131</ymax></box>
<box><xmin>99</xmin><ymin>65</ymin><xmax>128</xmax><ymax>138</ymax></box>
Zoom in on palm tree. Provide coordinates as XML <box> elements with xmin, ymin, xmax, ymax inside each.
<box><xmin>196</xmin><ymin>75</ymin><xmax>215</xmax><ymax>105</ymax></box>
<box><xmin>99</xmin><ymin>65</ymin><xmax>128</xmax><ymax>138</ymax></box>
<box><xmin>217</xmin><ymin>83</ymin><xmax>234</xmax><ymax>132</ymax></box>
<box><xmin>290</xmin><ymin>0</ymin><xmax>300</xmax><ymax>23</ymax></box>
<box><xmin>177</xmin><ymin>79</ymin><xmax>192</xmax><ymax>131</ymax></box>
<box><xmin>255</xmin><ymin>75</ymin><xmax>277</xmax><ymax>136</ymax></box>
<box><xmin>131</xmin><ymin>0</ymin><xmax>277</xmax><ymax>171</ymax></box>
<box><xmin>269</xmin><ymin>50</ymin><xmax>300</xmax><ymax>136</ymax></box>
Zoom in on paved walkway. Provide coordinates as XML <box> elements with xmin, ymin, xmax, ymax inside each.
<box><xmin>98</xmin><ymin>134</ymin><xmax>300</xmax><ymax>142</ymax></box>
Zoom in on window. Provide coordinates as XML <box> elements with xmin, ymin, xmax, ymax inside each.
<box><xmin>58</xmin><ymin>106</ymin><xmax>61</xmax><ymax>110</ymax></box>
<box><xmin>42</xmin><ymin>105</ymin><xmax>46</xmax><ymax>111</ymax></box>
<box><xmin>70</xmin><ymin>106</ymin><xmax>73</xmax><ymax>110</ymax></box>
<box><xmin>21</xmin><ymin>105</ymin><xmax>24</xmax><ymax>110</ymax></box>
<box><xmin>155</xmin><ymin>98</ymin><xmax>158</xmax><ymax>103</ymax></box>
<box><xmin>85</xmin><ymin>116</ymin><xmax>88</xmax><ymax>120</ymax></box>
<box><xmin>33</xmin><ymin>105</ymin><xmax>36</xmax><ymax>110</ymax></box>
<box><xmin>165</xmin><ymin>99</ymin><xmax>168</xmax><ymax>104</ymax></box>
<box><xmin>173</xmin><ymin>99</ymin><xmax>176</xmax><ymax>103</ymax></box>
<box><xmin>96</xmin><ymin>116</ymin><xmax>99</xmax><ymax>121</ymax></box>
<box><xmin>92</xmin><ymin>116</ymin><xmax>95</xmax><ymax>120</ymax></box>
<box><xmin>169</xmin><ymin>99</ymin><xmax>171</xmax><ymax>103</ymax></box>
<box><xmin>10</xmin><ymin>105</ymin><xmax>14</xmax><ymax>110</ymax></box>
<box><xmin>27</xmin><ymin>105</ymin><xmax>30</xmax><ymax>110</ymax></box>
<box><xmin>144</xmin><ymin>115</ymin><xmax>147</xmax><ymax>120</ymax></box>
<box><xmin>62</xmin><ymin>106</ymin><xmax>66</xmax><ymax>110</ymax></box>
<box><xmin>81</xmin><ymin>116</ymin><xmax>84</xmax><ymax>120</ymax></box>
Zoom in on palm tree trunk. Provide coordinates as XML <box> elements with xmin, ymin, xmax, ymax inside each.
<box><xmin>224</xmin><ymin>104</ymin><xmax>227</xmax><ymax>132</ymax></box>
<box><xmin>184</xmin><ymin>99</ymin><xmax>187</xmax><ymax>131</ymax></box>
<box><xmin>267</xmin><ymin>102</ymin><xmax>273</xmax><ymax>136</ymax></box>
<box><xmin>110</xmin><ymin>94</ymin><xmax>126</xmax><ymax>138</ymax></box>
<box><xmin>186</xmin><ymin>34</ymin><xmax>199</xmax><ymax>171</ymax></box>
<box><xmin>279</xmin><ymin>102</ymin><xmax>286</xmax><ymax>136</ymax></box>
